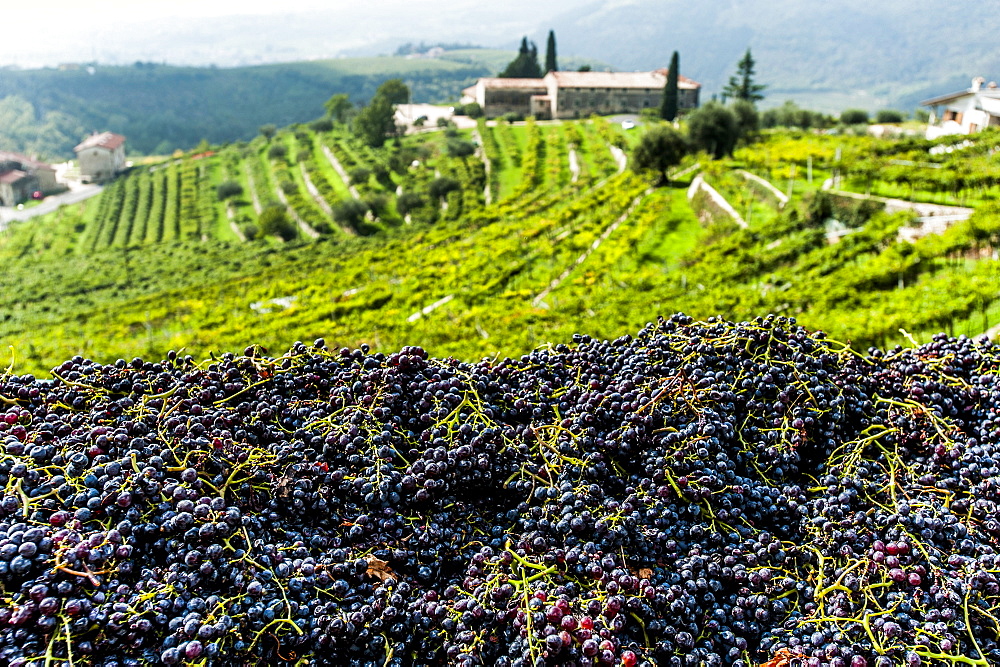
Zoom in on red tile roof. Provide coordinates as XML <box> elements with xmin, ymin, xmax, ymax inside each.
<box><xmin>476</xmin><ymin>77</ymin><xmax>549</xmax><ymax>90</ymax></box>
<box><xmin>74</xmin><ymin>132</ymin><xmax>126</xmax><ymax>152</ymax></box>
<box><xmin>549</xmin><ymin>70</ymin><xmax>700</xmax><ymax>90</ymax></box>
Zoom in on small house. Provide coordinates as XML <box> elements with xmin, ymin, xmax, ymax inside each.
<box><xmin>74</xmin><ymin>132</ymin><xmax>126</xmax><ymax>183</ymax></box>
<box><xmin>922</xmin><ymin>77</ymin><xmax>1000</xmax><ymax>139</ymax></box>
<box><xmin>0</xmin><ymin>152</ymin><xmax>57</xmax><ymax>206</ymax></box>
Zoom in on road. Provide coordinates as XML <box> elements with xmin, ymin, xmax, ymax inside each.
<box><xmin>0</xmin><ymin>184</ymin><xmax>104</xmax><ymax>232</ymax></box>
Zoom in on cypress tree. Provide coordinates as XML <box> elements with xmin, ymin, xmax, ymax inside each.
<box><xmin>545</xmin><ymin>30</ymin><xmax>558</xmax><ymax>73</ymax></box>
<box><xmin>499</xmin><ymin>37</ymin><xmax>543</xmax><ymax>78</ymax></box>
<box><xmin>661</xmin><ymin>51</ymin><xmax>680</xmax><ymax>121</ymax></box>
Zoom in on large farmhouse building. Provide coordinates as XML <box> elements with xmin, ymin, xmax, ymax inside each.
<box><xmin>922</xmin><ymin>77</ymin><xmax>1000</xmax><ymax>139</ymax></box>
<box><xmin>463</xmin><ymin>69</ymin><xmax>700</xmax><ymax>119</ymax></box>
<box><xmin>0</xmin><ymin>152</ymin><xmax>57</xmax><ymax>207</ymax></box>
<box><xmin>74</xmin><ymin>132</ymin><xmax>127</xmax><ymax>183</ymax></box>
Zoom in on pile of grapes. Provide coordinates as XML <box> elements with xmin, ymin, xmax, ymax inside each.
<box><xmin>1</xmin><ymin>314</ymin><xmax>999</xmax><ymax>667</ymax></box>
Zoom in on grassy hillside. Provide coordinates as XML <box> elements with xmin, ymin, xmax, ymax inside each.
<box><xmin>0</xmin><ymin>55</ymin><xmax>491</xmax><ymax>158</ymax></box>
<box><xmin>3</xmin><ymin>117</ymin><xmax>1000</xmax><ymax>377</ymax></box>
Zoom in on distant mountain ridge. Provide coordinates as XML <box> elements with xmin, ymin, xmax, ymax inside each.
<box><xmin>0</xmin><ymin>56</ymin><xmax>493</xmax><ymax>159</ymax></box>
<box><xmin>537</xmin><ymin>0</ymin><xmax>1000</xmax><ymax>112</ymax></box>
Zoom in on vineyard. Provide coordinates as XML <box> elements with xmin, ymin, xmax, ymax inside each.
<box><xmin>2</xmin><ymin>119</ymin><xmax>1000</xmax><ymax>376</ymax></box>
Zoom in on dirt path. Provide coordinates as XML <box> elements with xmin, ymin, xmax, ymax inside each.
<box><xmin>609</xmin><ymin>145</ymin><xmax>627</xmax><ymax>173</ymax></box>
<box><xmin>321</xmin><ymin>146</ymin><xmax>361</xmax><ymax>199</ymax></box>
<box><xmin>568</xmin><ymin>149</ymin><xmax>580</xmax><ymax>183</ymax></box>
<box><xmin>274</xmin><ymin>187</ymin><xmax>320</xmax><ymax>239</ymax></box>
<box><xmin>472</xmin><ymin>128</ymin><xmax>492</xmax><ymax>205</ymax></box>
<box><xmin>245</xmin><ymin>171</ymin><xmax>264</xmax><ymax>215</ymax></box>
<box><xmin>300</xmin><ymin>163</ymin><xmax>334</xmax><ymax>216</ymax></box>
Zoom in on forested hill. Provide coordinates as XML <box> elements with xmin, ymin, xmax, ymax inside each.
<box><xmin>0</xmin><ymin>55</ymin><xmax>493</xmax><ymax>159</ymax></box>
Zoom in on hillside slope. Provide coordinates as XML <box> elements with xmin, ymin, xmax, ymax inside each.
<box><xmin>0</xmin><ymin>56</ymin><xmax>490</xmax><ymax>158</ymax></box>
<box><xmin>3</xmin><ymin>117</ymin><xmax>1000</xmax><ymax>377</ymax></box>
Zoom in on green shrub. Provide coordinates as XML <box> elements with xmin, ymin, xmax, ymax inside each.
<box><xmin>309</xmin><ymin>118</ymin><xmax>334</xmax><ymax>132</ymax></box>
<box><xmin>875</xmin><ymin>109</ymin><xmax>905</xmax><ymax>124</ymax></box>
<box><xmin>268</xmin><ymin>144</ymin><xmax>288</xmax><ymax>160</ymax></box>
<box><xmin>428</xmin><ymin>177</ymin><xmax>460</xmax><ymax>199</ymax></box>
<box><xmin>333</xmin><ymin>199</ymin><xmax>370</xmax><ymax>230</ymax></box>
<box><xmin>840</xmin><ymin>109</ymin><xmax>870</xmax><ymax>125</ymax></box>
<box><xmin>259</xmin><ymin>205</ymin><xmax>296</xmax><ymax>241</ymax></box>
<box><xmin>349</xmin><ymin>167</ymin><xmax>371</xmax><ymax>186</ymax></box>
<box><xmin>396</xmin><ymin>192</ymin><xmax>424</xmax><ymax>216</ymax></box>
<box><xmin>216</xmin><ymin>180</ymin><xmax>243</xmax><ymax>201</ymax></box>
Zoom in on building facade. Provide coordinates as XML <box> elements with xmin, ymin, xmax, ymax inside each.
<box><xmin>463</xmin><ymin>69</ymin><xmax>700</xmax><ymax>120</ymax></box>
<box><xmin>922</xmin><ymin>78</ymin><xmax>1000</xmax><ymax>139</ymax></box>
<box><xmin>0</xmin><ymin>152</ymin><xmax>57</xmax><ymax>206</ymax></box>
<box><xmin>74</xmin><ymin>132</ymin><xmax>127</xmax><ymax>183</ymax></box>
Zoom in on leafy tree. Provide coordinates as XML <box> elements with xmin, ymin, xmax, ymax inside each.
<box><xmin>631</xmin><ymin>126</ymin><xmax>688</xmax><ymax>185</ymax></box>
<box><xmin>499</xmin><ymin>38</ymin><xmax>543</xmax><ymax>79</ymax></box>
<box><xmin>258</xmin><ymin>204</ymin><xmax>296</xmax><ymax>241</ymax></box>
<box><xmin>259</xmin><ymin>124</ymin><xmax>277</xmax><ymax>141</ymax></box>
<box><xmin>687</xmin><ymin>101</ymin><xmax>739</xmax><ymax>158</ymax></box>
<box><xmin>732</xmin><ymin>99</ymin><xmax>760</xmax><ymax>143</ymax></box>
<box><xmin>722</xmin><ymin>49</ymin><xmax>765</xmax><ymax>103</ymax></box>
<box><xmin>324</xmin><ymin>93</ymin><xmax>353</xmax><ymax>123</ymax></box>
<box><xmin>352</xmin><ymin>79</ymin><xmax>410</xmax><ymax>148</ymax></box>
<box><xmin>354</xmin><ymin>97</ymin><xmax>397</xmax><ymax>148</ymax></box>
<box><xmin>840</xmin><ymin>109</ymin><xmax>870</xmax><ymax>125</ymax></box>
<box><xmin>661</xmin><ymin>51</ymin><xmax>680</xmax><ymax>121</ymax></box>
<box><xmin>577</xmin><ymin>65</ymin><xmax>592</xmax><ymax>72</ymax></box>
<box><xmin>545</xmin><ymin>30</ymin><xmax>558</xmax><ymax>73</ymax></box>
<box><xmin>377</xmin><ymin>79</ymin><xmax>410</xmax><ymax>106</ymax></box>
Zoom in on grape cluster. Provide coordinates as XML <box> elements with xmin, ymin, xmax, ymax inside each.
<box><xmin>0</xmin><ymin>314</ymin><xmax>999</xmax><ymax>666</ymax></box>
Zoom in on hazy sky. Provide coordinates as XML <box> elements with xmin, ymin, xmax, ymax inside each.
<box><xmin>1</xmin><ymin>0</ymin><xmax>587</xmax><ymax>68</ymax></box>
<box><xmin>9</xmin><ymin>0</ymin><xmax>339</xmax><ymax>21</ymax></box>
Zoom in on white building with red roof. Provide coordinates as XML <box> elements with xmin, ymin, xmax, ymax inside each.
<box><xmin>74</xmin><ymin>132</ymin><xmax>126</xmax><ymax>183</ymax></box>
<box><xmin>463</xmin><ymin>69</ymin><xmax>700</xmax><ymax>119</ymax></box>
